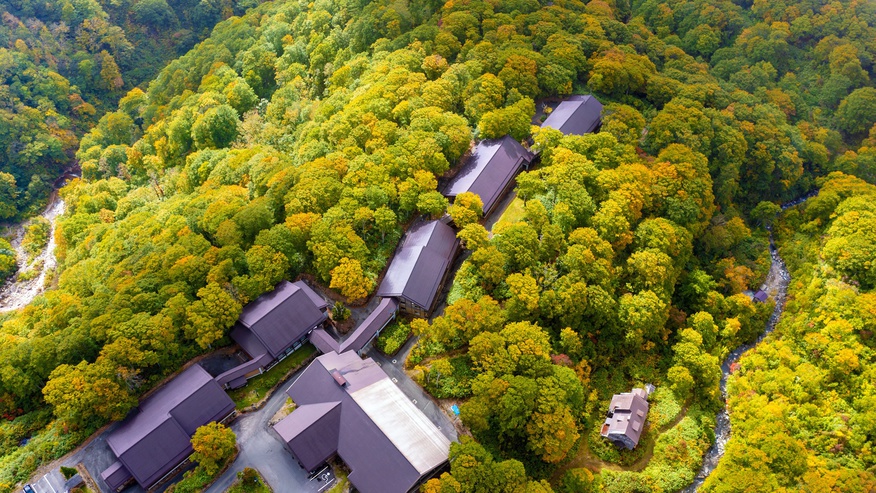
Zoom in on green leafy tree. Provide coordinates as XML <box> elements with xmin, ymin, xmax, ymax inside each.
<box><xmin>750</xmin><ymin>201</ymin><xmax>782</xmax><ymax>228</ymax></box>
<box><xmin>42</xmin><ymin>360</ymin><xmax>136</xmax><ymax>428</ymax></box>
<box><xmin>185</xmin><ymin>283</ymin><xmax>242</xmax><ymax>348</ymax></box>
<box><xmin>191</xmin><ymin>422</ymin><xmax>236</xmax><ymax>475</ymax></box>
<box><xmin>0</xmin><ymin>173</ymin><xmax>19</xmax><ymax>219</ymax></box>
<box><xmin>449</xmin><ymin>192</ymin><xmax>483</xmax><ymax>227</ymax></box>
<box><xmin>192</xmin><ymin>105</ymin><xmax>240</xmax><ymax>149</ymax></box>
<box><xmin>837</xmin><ymin>88</ymin><xmax>876</xmax><ymax>135</ymax></box>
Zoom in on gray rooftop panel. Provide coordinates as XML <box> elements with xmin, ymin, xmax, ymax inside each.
<box><xmin>541</xmin><ymin>95</ymin><xmax>603</xmax><ymax>135</ymax></box>
<box><xmin>297</xmin><ymin>281</ymin><xmax>330</xmax><ymax>310</ymax></box>
<box><xmin>118</xmin><ymin>417</ymin><xmax>192</xmax><ymax>488</ymax></box>
<box><xmin>275</xmin><ymin>402</ymin><xmax>342</xmax><ymax>471</ymax></box>
<box><xmin>101</xmin><ymin>460</ymin><xmax>133</xmax><ymax>492</ymax></box>
<box><xmin>309</xmin><ymin>328</ymin><xmax>341</xmax><ymax>354</ymax></box>
<box><xmin>601</xmin><ymin>389</ymin><xmax>650</xmax><ymax>448</ymax></box>
<box><xmin>105</xmin><ymin>364</ymin><xmax>234</xmax><ymax>489</ymax></box>
<box><xmin>214</xmin><ymin>353</ymin><xmax>273</xmax><ymax>386</ymax></box>
<box><xmin>443</xmin><ymin>135</ymin><xmax>533</xmax><ymax>214</ymax></box>
<box><xmin>276</xmin><ymin>352</ymin><xmax>450</xmax><ymax>493</ymax></box>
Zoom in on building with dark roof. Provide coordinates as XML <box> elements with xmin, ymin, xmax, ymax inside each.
<box><xmin>376</xmin><ymin>220</ymin><xmax>459</xmax><ymax>317</ymax></box>
<box><xmin>443</xmin><ymin>135</ymin><xmax>534</xmax><ymax>217</ymax></box>
<box><xmin>309</xmin><ymin>297</ymin><xmax>399</xmax><ymax>355</ymax></box>
<box><xmin>753</xmin><ymin>290</ymin><xmax>768</xmax><ymax>303</ymax></box>
<box><xmin>273</xmin><ymin>351</ymin><xmax>451</xmax><ymax>493</ymax></box>
<box><xmin>600</xmin><ymin>388</ymin><xmax>650</xmax><ymax>450</ymax></box>
<box><xmin>216</xmin><ymin>280</ymin><xmax>329</xmax><ymax>388</ymax></box>
<box><xmin>100</xmin><ymin>365</ymin><xmax>235</xmax><ymax>491</ymax></box>
<box><xmin>541</xmin><ymin>95</ymin><xmax>603</xmax><ymax>135</ymax></box>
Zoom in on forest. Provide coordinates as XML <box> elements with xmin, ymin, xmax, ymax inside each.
<box><xmin>0</xmin><ymin>0</ymin><xmax>259</xmax><ymax>218</ymax></box>
<box><xmin>0</xmin><ymin>0</ymin><xmax>875</xmax><ymax>490</ymax></box>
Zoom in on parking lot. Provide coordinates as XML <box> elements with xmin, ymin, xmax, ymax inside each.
<box><xmin>28</xmin><ymin>472</ymin><xmax>64</xmax><ymax>493</ymax></box>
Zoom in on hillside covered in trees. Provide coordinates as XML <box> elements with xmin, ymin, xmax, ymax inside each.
<box><xmin>1</xmin><ymin>0</ymin><xmax>876</xmax><ymax>490</ymax></box>
<box><xmin>0</xmin><ymin>0</ymin><xmax>259</xmax><ymax>218</ymax></box>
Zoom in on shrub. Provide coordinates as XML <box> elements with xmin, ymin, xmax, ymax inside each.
<box><xmin>332</xmin><ymin>301</ymin><xmax>350</xmax><ymax>322</ymax></box>
<box><xmin>60</xmin><ymin>465</ymin><xmax>78</xmax><ymax>480</ymax></box>
<box><xmin>375</xmin><ymin>320</ymin><xmax>410</xmax><ymax>355</ymax></box>
<box><xmin>22</xmin><ymin>217</ymin><xmax>51</xmax><ymax>258</ymax></box>
<box><xmin>560</xmin><ymin>468</ymin><xmax>598</xmax><ymax>493</ymax></box>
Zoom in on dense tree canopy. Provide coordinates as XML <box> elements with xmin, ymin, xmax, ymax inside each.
<box><xmin>1</xmin><ymin>0</ymin><xmax>875</xmax><ymax>490</ymax></box>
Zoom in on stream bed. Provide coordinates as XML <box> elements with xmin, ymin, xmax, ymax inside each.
<box><xmin>683</xmin><ymin>191</ymin><xmax>816</xmax><ymax>491</ymax></box>
<box><xmin>0</xmin><ymin>195</ymin><xmax>66</xmax><ymax>312</ymax></box>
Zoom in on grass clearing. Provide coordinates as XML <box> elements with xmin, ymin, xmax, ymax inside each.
<box><xmin>492</xmin><ymin>196</ymin><xmax>525</xmax><ymax>232</ymax></box>
<box><xmin>228</xmin><ymin>344</ymin><xmax>317</xmax><ymax>410</ymax></box>
<box><xmin>326</xmin><ymin>466</ymin><xmax>350</xmax><ymax>493</ymax></box>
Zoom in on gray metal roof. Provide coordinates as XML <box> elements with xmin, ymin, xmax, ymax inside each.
<box><xmin>103</xmin><ymin>365</ymin><xmax>235</xmax><ymax>489</ymax></box>
<box><xmin>443</xmin><ymin>135</ymin><xmax>533</xmax><ymax>214</ymax></box>
<box><xmin>339</xmin><ymin>297</ymin><xmax>398</xmax><ymax>354</ymax></box>
<box><xmin>601</xmin><ymin>388</ymin><xmax>649</xmax><ymax>448</ymax></box>
<box><xmin>376</xmin><ymin>220</ymin><xmax>458</xmax><ymax>311</ymax></box>
<box><xmin>232</xmin><ymin>280</ymin><xmax>328</xmax><ymax>359</ymax></box>
<box><xmin>541</xmin><ymin>95</ymin><xmax>603</xmax><ymax>135</ymax></box>
<box><xmin>214</xmin><ymin>353</ymin><xmax>272</xmax><ymax>387</ymax></box>
<box><xmin>275</xmin><ymin>351</ymin><xmax>450</xmax><ymax>493</ymax></box>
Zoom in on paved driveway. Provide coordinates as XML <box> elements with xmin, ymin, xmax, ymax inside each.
<box><xmin>204</xmin><ymin>370</ymin><xmax>331</xmax><ymax>493</ymax></box>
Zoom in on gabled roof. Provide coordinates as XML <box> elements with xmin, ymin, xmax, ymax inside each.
<box><xmin>541</xmin><ymin>95</ymin><xmax>603</xmax><ymax>135</ymax></box>
<box><xmin>377</xmin><ymin>220</ymin><xmax>458</xmax><ymax>311</ymax></box>
<box><xmin>601</xmin><ymin>388</ymin><xmax>649</xmax><ymax>448</ymax></box>
<box><xmin>339</xmin><ymin>297</ymin><xmax>398</xmax><ymax>354</ymax></box>
<box><xmin>275</xmin><ymin>351</ymin><xmax>451</xmax><ymax>493</ymax></box>
<box><xmin>753</xmin><ymin>290</ymin><xmax>768</xmax><ymax>302</ymax></box>
<box><xmin>231</xmin><ymin>280</ymin><xmax>328</xmax><ymax>359</ymax></box>
<box><xmin>101</xmin><ymin>460</ymin><xmax>133</xmax><ymax>491</ymax></box>
<box><xmin>274</xmin><ymin>401</ymin><xmax>342</xmax><ymax>471</ymax></box>
<box><xmin>443</xmin><ymin>135</ymin><xmax>533</xmax><ymax>214</ymax></box>
<box><xmin>309</xmin><ymin>328</ymin><xmax>340</xmax><ymax>354</ymax></box>
<box><xmin>104</xmin><ymin>365</ymin><xmax>234</xmax><ymax>489</ymax></box>
<box><xmin>214</xmin><ymin>353</ymin><xmax>272</xmax><ymax>388</ymax></box>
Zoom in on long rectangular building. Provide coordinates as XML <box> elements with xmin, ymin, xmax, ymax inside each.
<box><xmin>101</xmin><ymin>364</ymin><xmax>235</xmax><ymax>491</ymax></box>
<box><xmin>541</xmin><ymin>94</ymin><xmax>603</xmax><ymax>135</ymax></box>
<box><xmin>443</xmin><ymin>135</ymin><xmax>534</xmax><ymax>217</ymax></box>
<box><xmin>217</xmin><ymin>280</ymin><xmax>329</xmax><ymax>388</ymax></box>
<box><xmin>376</xmin><ymin>219</ymin><xmax>459</xmax><ymax>317</ymax></box>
